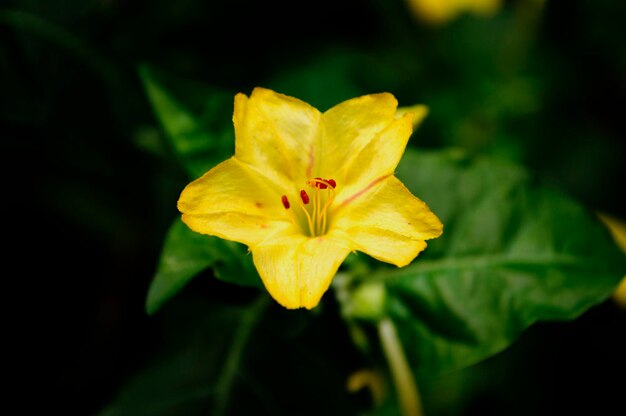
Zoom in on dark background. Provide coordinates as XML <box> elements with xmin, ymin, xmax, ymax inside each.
<box><xmin>3</xmin><ymin>0</ymin><xmax>625</xmax><ymax>414</ymax></box>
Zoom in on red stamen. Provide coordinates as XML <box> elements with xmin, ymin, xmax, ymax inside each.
<box><xmin>281</xmin><ymin>195</ymin><xmax>290</xmax><ymax>209</ymax></box>
<box><xmin>327</xmin><ymin>178</ymin><xmax>336</xmax><ymax>188</ymax></box>
<box><xmin>315</xmin><ymin>177</ymin><xmax>328</xmax><ymax>189</ymax></box>
<box><xmin>300</xmin><ymin>190</ymin><xmax>310</xmax><ymax>204</ymax></box>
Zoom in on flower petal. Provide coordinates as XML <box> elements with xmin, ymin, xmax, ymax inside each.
<box><xmin>334</xmin><ymin>113</ymin><xmax>414</xmax><ymax>205</ymax></box>
<box><xmin>178</xmin><ymin>157</ymin><xmax>294</xmax><ymax>247</ymax></box>
<box><xmin>333</xmin><ymin>176</ymin><xmax>443</xmax><ymax>267</ymax></box>
<box><xmin>251</xmin><ymin>232</ymin><xmax>351</xmax><ymax>309</ymax></box>
<box><xmin>234</xmin><ymin>87</ymin><xmax>322</xmax><ymax>188</ymax></box>
<box><xmin>320</xmin><ymin>93</ymin><xmax>398</xmax><ymax>177</ymax></box>
<box><xmin>344</xmin><ymin>228</ymin><xmax>428</xmax><ymax>267</ymax></box>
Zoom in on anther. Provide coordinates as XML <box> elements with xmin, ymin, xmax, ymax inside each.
<box><xmin>281</xmin><ymin>195</ymin><xmax>290</xmax><ymax>209</ymax></box>
<box><xmin>300</xmin><ymin>190</ymin><xmax>310</xmax><ymax>205</ymax></box>
<box><xmin>327</xmin><ymin>178</ymin><xmax>336</xmax><ymax>188</ymax></box>
<box><xmin>315</xmin><ymin>177</ymin><xmax>327</xmax><ymax>189</ymax></box>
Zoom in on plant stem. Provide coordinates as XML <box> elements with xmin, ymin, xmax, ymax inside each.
<box><xmin>213</xmin><ymin>294</ymin><xmax>270</xmax><ymax>416</ymax></box>
<box><xmin>378</xmin><ymin>318</ymin><xmax>424</xmax><ymax>416</ymax></box>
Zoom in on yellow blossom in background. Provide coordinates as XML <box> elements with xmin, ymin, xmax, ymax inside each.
<box><xmin>598</xmin><ymin>213</ymin><xmax>626</xmax><ymax>308</ymax></box>
<box><xmin>614</xmin><ymin>279</ymin><xmax>626</xmax><ymax>309</ymax></box>
<box><xmin>177</xmin><ymin>88</ymin><xmax>443</xmax><ymax>309</ymax></box>
<box><xmin>396</xmin><ymin>104</ymin><xmax>429</xmax><ymax>129</ymax></box>
<box><xmin>406</xmin><ymin>0</ymin><xmax>502</xmax><ymax>25</ymax></box>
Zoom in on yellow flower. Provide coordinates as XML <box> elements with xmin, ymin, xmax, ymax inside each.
<box><xmin>598</xmin><ymin>213</ymin><xmax>626</xmax><ymax>309</ymax></box>
<box><xmin>406</xmin><ymin>0</ymin><xmax>502</xmax><ymax>25</ymax></box>
<box><xmin>177</xmin><ymin>88</ymin><xmax>443</xmax><ymax>309</ymax></box>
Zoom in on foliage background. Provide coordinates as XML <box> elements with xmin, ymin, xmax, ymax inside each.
<box><xmin>3</xmin><ymin>0</ymin><xmax>625</xmax><ymax>414</ymax></box>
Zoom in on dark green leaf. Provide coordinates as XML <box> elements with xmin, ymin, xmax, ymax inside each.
<box><xmin>103</xmin><ymin>292</ymin><xmax>366</xmax><ymax>416</ymax></box>
<box><xmin>138</xmin><ymin>64</ymin><xmax>235</xmax><ymax>179</ymax></box>
<box><xmin>146</xmin><ymin>218</ymin><xmax>261</xmax><ymax>315</ymax></box>
<box><xmin>351</xmin><ymin>149</ymin><xmax>626</xmax><ymax>378</ymax></box>
<box><xmin>266</xmin><ymin>48</ymin><xmax>367</xmax><ymax>111</ymax></box>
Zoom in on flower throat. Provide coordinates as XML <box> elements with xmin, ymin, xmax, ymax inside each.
<box><xmin>281</xmin><ymin>177</ymin><xmax>336</xmax><ymax>237</ymax></box>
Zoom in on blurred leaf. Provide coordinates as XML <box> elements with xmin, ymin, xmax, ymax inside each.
<box><xmin>139</xmin><ymin>64</ymin><xmax>235</xmax><ymax>179</ymax></box>
<box><xmin>345</xmin><ymin>148</ymin><xmax>626</xmax><ymax>379</ymax></box>
<box><xmin>0</xmin><ymin>10</ymin><xmax>119</xmax><ymax>88</ymax></box>
<box><xmin>103</xmin><ymin>292</ymin><xmax>366</xmax><ymax>416</ymax></box>
<box><xmin>266</xmin><ymin>48</ymin><xmax>367</xmax><ymax>110</ymax></box>
<box><xmin>140</xmin><ymin>66</ymin><xmax>264</xmax><ymax>314</ymax></box>
<box><xmin>103</xmin><ymin>295</ymin><xmax>270</xmax><ymax>416</ymax></box>
<box><xmin>146</xmin><ymin>218</ymin><xmax>261</xmax><ymax>315</ymax></box>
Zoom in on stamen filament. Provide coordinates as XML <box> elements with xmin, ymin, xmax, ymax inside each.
<box><xmin>315</xmin><ymin>188</ymin><xmax>321</xmax><ymax>235</ymax></box>
<box><xmin>299</xmin><ymin>204</ymin><xmax>315</xmax><ymax>236</ymax></box>
<box><xmin>320</xmin><ymin>186</ymin><xmax>335</xmax><ymax>234</ymax></box>
<box><xmin>281</xmin><ymin>178</ymin><xmax>337</xmax><ymax>237</ymax></box>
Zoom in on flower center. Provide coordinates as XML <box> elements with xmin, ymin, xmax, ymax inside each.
<box><xmin>281</xmin><ymin>177</ymin><xmax>336</xmax><ymax>237</ymax></box>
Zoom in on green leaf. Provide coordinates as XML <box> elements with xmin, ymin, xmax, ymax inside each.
<box><xmin>266</xmin><ymin>48</ymin><xmax>367</xmax><ymax>110</ymax></box>
<box><xmin>146</xmin><ymin>218</ymin><xmax>261</xmax><ymax>315</ymax></box>
<box><xmin>140</xmin><ymin>66</ymin><xmax>264</xmax><ymax>314</ymax></box>
<box><xmin>348</xmin><ymin>148</ymin><xmax>626</xmax><ymax>379</ymax></box>
<box><xmin>138</xmin><ymin>64</ymin><xmax>235</xmax><ymax>179</ymax></box>
<box><xmin>103</xmin><ymin>295</ymin><xmax>271</xmax><ymax>416</ymax></box>
<box><xmin>103</xmin><ymin>292</ymin><xmax>366</xmax><ymax>416</ymax></box>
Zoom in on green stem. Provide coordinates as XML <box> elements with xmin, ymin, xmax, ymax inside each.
<box><xmin>378</xmin><ymin>318</ymin><xmax>424</xmax><ymax>416</ymax></box>
<box><xmin>498</xmin><ymin>0</ymin><xmax>545</xmax><ymax>77</ymax></box>
<box><xmin>212</xmin><ymin>294</ymin><xmax>270</xmax><ymax>416</ymax></box>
